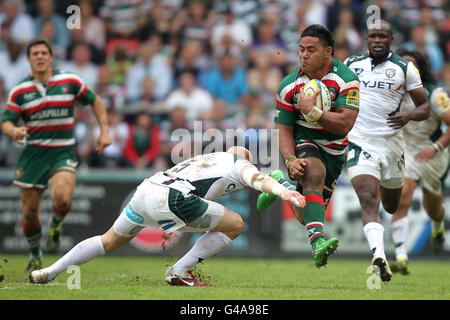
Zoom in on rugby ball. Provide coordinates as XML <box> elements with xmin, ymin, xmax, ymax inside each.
<box><xmin>301</xmin><ymin>79</ymin><xmax>331</xmax><ymax>125</ymax></box>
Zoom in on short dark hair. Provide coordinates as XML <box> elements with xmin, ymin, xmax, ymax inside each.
<box><xmin>26</xmin><ymin>37</ymin><xmax>53</xmax><ymax>57</ymax></box>
<box><xmin>301</xmin><ymin>24</ymin><xmax>335</xmax><ymax>55</ymax></box>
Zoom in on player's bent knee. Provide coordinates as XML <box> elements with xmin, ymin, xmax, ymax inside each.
<box><xmin>101</xmin><ymin>228</ymin><xmax>132</xmax><ymax>253</ymax></box>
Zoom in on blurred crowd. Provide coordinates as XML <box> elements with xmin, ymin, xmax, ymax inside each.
<box><xmin>0</xmin><ymin>0</ymin><xmax>449</xmax><ymax>171</ymax></box>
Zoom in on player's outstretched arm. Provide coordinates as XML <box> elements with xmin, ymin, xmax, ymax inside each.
<box><xmin>240</xmin><ymin>166</ymin><xmax>306</xmax><ymax>208</ymax></box>
<box><xmin>91</xmin><ymin>96</ymin><xmax>112</xmax><ymax>154</ymax></box>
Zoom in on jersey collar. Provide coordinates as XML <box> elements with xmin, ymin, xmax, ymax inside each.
<box><xmin>368</xmin><ymin>50</ymin><xmax>393</xmax><ymax>69</ymax></box>
<box><xmin>298</xmin><ymin>58</ymin><xmax>336</xmax><ymax>79</ymax></box>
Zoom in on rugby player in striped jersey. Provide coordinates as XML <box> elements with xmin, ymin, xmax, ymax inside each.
<box><xmin>257</xmin><ymin>24</ymin><xmax>360</xmax><ymax>268</ymax></box>
<box><xmin>1</xmin><ymin>38</ymin><xmax>111</xmax><ymax>272</ymax></box>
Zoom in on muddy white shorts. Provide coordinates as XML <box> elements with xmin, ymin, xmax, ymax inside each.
<box><xmin>346</xmin><ymin>132</ymin><xmax>405</xmax><ymax>189</ymax></box>
<box><xmin>113</xmin><ymin>179</ymin><xmax>225</xmax><ymax>238</ymax></box>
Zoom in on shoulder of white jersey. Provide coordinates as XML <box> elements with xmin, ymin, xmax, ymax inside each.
<box><xmin>430</xmin><ymin>86</ymin><xmax>450</xmax><ymax>113</ymax></box>
<box><xmin>344</xmin><ymin>53</ymin><xmax>369</xmax><ymax>67</ymax></box>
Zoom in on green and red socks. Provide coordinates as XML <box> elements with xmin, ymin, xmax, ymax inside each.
<box><xmin>50</xmin><ymin>204</ymin><xmax>71</xmax><ymax>229</ymax></box>
<box><xmin>275</xmin><ymin>179</ymin><xmax>326</xmax><ymax>249</ymax></box>
<box><xmin>22</xmin><ymin>219</ymin><xmax>42</xmax><ymax>259</ymax></box>
<box><xmin>302</xmin><ymin>191</ymin><xmax>326</xmax><ymax>249</ymax></box>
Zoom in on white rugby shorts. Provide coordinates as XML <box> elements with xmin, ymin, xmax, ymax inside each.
<box><xmin>404</xmin><ymin>147</ymin><xmax>449</xmax><ymax>195</ymax></box>
<box><xmin>346</xmin><ymin>132</ymin><xmax>405</xmax><ymax>189</ymax></box>
<box><xmin>113</xmin><ymin>180</ymin><xmax>225</xmax><ymax>238</ymax></box>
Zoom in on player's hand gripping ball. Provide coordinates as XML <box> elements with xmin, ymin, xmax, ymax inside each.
<box><xmin>301</xmin><ymin>79</ymin><xmax>331</xmax><ymax>125</ymax></box>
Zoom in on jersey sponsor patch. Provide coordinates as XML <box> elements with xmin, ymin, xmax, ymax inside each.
<box><xmin>437</xmin><ymin>92</ymin><xmax>450</xmax><ymax>111</ymax></box>
<box><xmin>346</xmin><ymin>89</ymin><xmax>360</xmax><ymax>109</ymax></box>
<box><xmin>125</xmin><ymin>204</ymin><xmax>144</xmax><ymax>224</ymax></box>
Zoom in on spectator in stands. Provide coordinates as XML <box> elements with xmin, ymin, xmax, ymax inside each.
<box><xmin>78</xmin><ymin>0</ymin><xmax>106</xmax><ymax>51</ymax></box>
<box><xmin>247</xmin><ymin>51</ymin><xmax>282</xmax><ymax>108</ymax></box>
<box><xmin>158</xmin><ymin>107</ymin><xmax>193</xmax><ymax>168</ymax></box>
<box><xmin>100</xmin><ymin>0</ymin><xmax>151</xmax><ymax>41</ymax></box>
<box><xmin>60</xmin><ymin>41</ymin><xmax>99</xmax><ymax>90</ymax></box>
<box><xmin>326</xmin><ymin>0</ymin><xmax>363</xmax><ymax>32</ymax></box>
<box><xmin>141</xmin><ymin>2</ymin><xmax>174</xmax><ymax>46</ymax></box>
<box><xmin>280</xmin><ymin>5</ymin><xmax>308</xmax><ymax>68</ymax></box>
<box><xmin>287</xmin><ymin>0</ymin><xmax>327</xmax><ymax>27</ymax></box>
<box><xmin>106</xmin><ymin>46</ymin><xmax>132</xmax><ymax>87</ymax></box>
<box><xmin>39</xmin><ymin>18</ymin><xmax>66</xmax><ymax>63</ymax></box>
<box><xmin>439</xmin><ymin>12</ymin><xmax>450</xmax><ymax>61</ymax></box>
<box><xmin>333</xmin><ymin>6</ymin><xmax>363</xmax><ymax>55</ymax></box>
<box><xmin>213</xmin><ymin>0</ymin><xmax>260</xmax><ymax>29</ymax></box>
<box><xmin>0</xmin><ymin>0</ymin><xmax>34</xmax><ymax>45</ymax></box>
<box><xmin>96</xmin><ymin>64</ymin><xmax>125</xmax><ymax>113</ymax></box>
<box><xmin>127</xmin><ymin>76</ymin><xmax>167</xmax><ymax>116</ymax></box>
<box><xmin>92</xmin><ymin>109</ymin><xmax>129</xmax><ymax>168</ymax></box>
<box><xmin>0</xmin><ymin>38</ymin><xmax>30</xmax><ymax>92</ymax></box>
<box><xmin>171</xmin><ymin>0</ymin><xmax>213</xmax><ymax>50</ymax></box>
<box><xmin>249</xmin><ymin>19</ymin><xmax>288</xmax><ymax>71</ymax></box>
<box><xmin>173</xmin><ymin>41</ymin><xmax>210</xmax><ymax>85</ymax></box>
<box><xmin>34</xmin><ymin>0</ymin><xmax>68</xmax><ymax>50</ymax></box>
<box><xmin>123</xmin><ymin>111</ymin><xmax>161</xmax><ymax>170</ymax></box>
<box><xmin>334</xmin><ymin>43</ymin><xmax>351</xmax><ymax>63</ymax></box>
<box><xmin>210</xmin><ymin>6</ymin><xmax>253</xmax><ymax>59</ymax></box>
<box><xmin>402</xmin><ymin>24</ymin><xmax>445</xmax><ymax>76</ymax></box>
<box><xmin>203</xmin><ymin>51</ymin><xmax>249</xmax><ymax>111</ymax></box>
<box><xmin>125</xmin><ymin>42</ymin><xmax>173</xmax><ymax>103</ymax></box>
<box><xmin>0</xmin><ymin>20</ymin><xmax>11</xmax><ymax>52</ymax></box>
<box><xmin>259</xmin><ymin>0</ymin><xmax>288</xmax><ymax>35</ymax></box>
<box><xmin>166</xmin><ymin>70</ymin><xmax>219</xmax><ymax>123</ymax></box>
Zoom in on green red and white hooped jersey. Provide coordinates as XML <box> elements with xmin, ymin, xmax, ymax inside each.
<box><xmin>401</xmin><ymin>82</ymin><xmax>450</xmax><ymax>151</ymax></box>
<box><xmin>2</xmin><ymin>70</ymin><xmax>96</xmax><ymax>147</ymax></box>
<box><xmin>344</xmin><ymin>52</ymin><xmax>423</xmax><ymax>138</ymax></box>
<box><xmin>275</xmin><ymin>58</ymin><xmax>360</xmax><ymax>156</ymax></box>
<box><xmin>147</xmin><ymin>152</ymin><xmax>255</xmax><ymax>200</ymax></box>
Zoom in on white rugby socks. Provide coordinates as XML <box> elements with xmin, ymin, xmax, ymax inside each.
<box><xmin>172</xmin><ymin>232</ymin><xmax>232</xmax><ymax>273</ymax></box>
<box><xmin>363</xmin><ymin>222</ymin><xmax>386</xmax><ymax>260</ymax></box>
<box><xmin>43</xmin><ymin>235</ymin><xmax>105</xmax><ymax>280</ymax></box>
<box><xmin>391</xmin><ymin>216</ymin><xmax>409</xmax><ymax>260</ymax></box>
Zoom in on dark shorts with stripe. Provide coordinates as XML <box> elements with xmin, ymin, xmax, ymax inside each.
<box><xmin>293</xmin><ymin>139</ymin><xmax>345</xmax><ymax>207</ymax></box>
<box><xmin>13</xmin><ymin>145</ymin><xmax>78</xmax><ymax>188</ymax></box>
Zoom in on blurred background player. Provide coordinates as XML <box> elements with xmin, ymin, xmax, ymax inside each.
<box><xmin>258</xmin><ymin>24</ymin><xmax>360</xmax><ymax>268</ymax></box>
<box><xmin>389</xmin><ymin>49</ymin><xmax>450</xmax><ymax>275</ymax></box>
<box><xmin>344</xmin><ymin>21</ymin><xmax>430</xmax><ymax>282</ymax></box>
<box><xmin>29</xmin><ymin>147</ymin><xmax>305</xmax><ymax>286</ymax></box>
<box><xmin>1</xmin><ymin>38</ymin><xmax>111</xmax><ymax>271</ymax></box>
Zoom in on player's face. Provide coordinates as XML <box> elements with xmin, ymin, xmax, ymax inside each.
<box><xmin>28</xmin><ymin>44</ymin><xmax>52</xmax><ymax>73</ymax></box>
<box><xmin>299</xmin><ymin>36</ymin><xmax>331</xmax><ymax>74</ymax></box>
<box><xmin>367</xmin><ymin>28</ymin><xmax>393</xmax><ymax>59</ymax></box>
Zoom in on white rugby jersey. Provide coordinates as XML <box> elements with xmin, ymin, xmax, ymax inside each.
<box><xmin>147</xmin><ymin>152</ymin><xmax>254</xmax><ymax>200</ymax></box>
<box><xmin>402</xmin><ymin>84</ymin><xmax>450</xmax><ymax>152</ymax></box>
<box><xmin>345</xmin><ymin>52</ymin><xmax>423</xmax><ymax>138</ymax></box>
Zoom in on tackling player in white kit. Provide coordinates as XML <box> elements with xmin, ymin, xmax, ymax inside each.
<box><xmin>344</xmin><ymin>21</ymin><xmax>430</xmax><ymax>282</ymax></box>
<box><xmin>29</xmin><ymin>147</ymin><xmax>305</xmax><ymax>286</ymax></box>
<box><xmin>389</xmin><ymin>49</ymin><xmax>450</xmax><ymax>275</ymax></box>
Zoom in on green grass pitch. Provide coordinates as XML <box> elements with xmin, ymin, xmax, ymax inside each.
<box><xmin>0</xmin><ymin>254</ymin><xmax>449</xmax><ymax>300</ymax></box>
